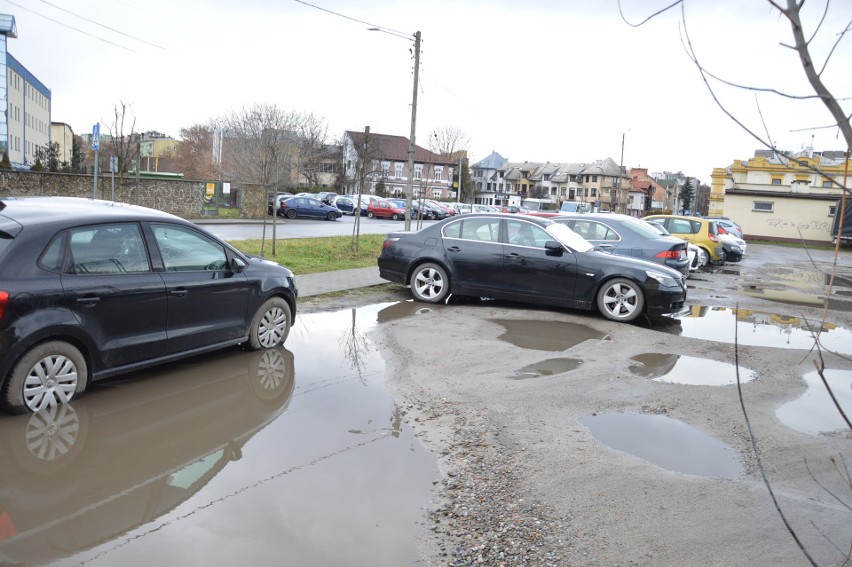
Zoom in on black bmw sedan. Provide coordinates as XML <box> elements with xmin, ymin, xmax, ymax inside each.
<box><xmin>377</xmin><ymin>213</ymin><xmax>686</xmax><ymax>323</ymax></box>
<box><xmin>0</xmin><ymin>197</ymin><xmax>297</xmax><ymax>414</ymax></box>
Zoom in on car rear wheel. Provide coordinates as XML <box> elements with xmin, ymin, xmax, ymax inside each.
<box><xmin>247</xmin><ymin>298</ymin><xmax>292</xmax><ymax>350</ymax></box>
<box><xmin>2</xmin><ymin>341</ymin><xmax>88</xmax><ymax>415</ymax></box>
<box><xmin>410</xmin><ymin>263</ymin><xmax>450</xmax><ymax>303</ymax></box>
<box><xmin>286</xmin><ymin>209</ymin><xmax>298</xmax><ymax>219</ymax></box>
<box><xmin>367</xmin><ymin>211</ymin><xmax>375</xmax><ymax>219</ymax></box>
<box><xmin>596</xmin><ymin>278</ymin><xmax>644</xmax><ymax>323</ymax></box>
<box><xmin>326</xmin><ymin>211</ymin><xmax>337</xmax><ymax>221</ymax></box>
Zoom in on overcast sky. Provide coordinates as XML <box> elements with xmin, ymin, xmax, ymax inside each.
<box><xmin>5</xmin><ymin>0</ymin><xmax>851</xmax><ymax>183</ymax></box>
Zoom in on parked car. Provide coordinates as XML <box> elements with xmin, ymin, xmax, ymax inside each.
<box><xmin>0</xmin><ymin>197</ymin><xmax>298</xmax><ymax>414</ymax></box>
<box><xmin>316</xmin><ymin>191</ymin><xmax>338</xmax><ymax>206</ymax></box>
<box><xmin>643</xmin><ymin>214</ymin><xmax>725</xmax><ymax>264</ymax></box>
<box><xmin>550</xmin><ymin>213</ymin><xmax>691</xmax><ymax>277</ymax></box>
<box><xmin>429</xmin><ymin>200</ymin><xmax>456</xmax><ymax>216</ymax></box>
<box><xmin>645</xmin><ymin>219</ymin><xmax>706</xmax><ymax>271</ymax></box>
<box><xmin>388</xmin><ymin>198</ymin><xmax>429</xmax><ymax>219</ymax></box>
<box><xmin>704</xmin><ymin>216</ymin><xmax>744</xmax><ymax>239</ymax></box>
<box><xmin>377</xmin><ymin>213</ymin><xmax>687</xmax><ymax>323</ymax></box>
<box><xmin>422</xmin><ymin>200</ymin><xmax>451</xmax><ymax>220</ymax></box>
<box><xmin>267</xmin><ymin>192</ymin><xmax>294</xmax><ymax>215</ymax></box>
<box><xmin>279</xmin><ymin>196</ymin><xmax>343</xmax><ymax>220</ymax></box>
<box><xmin>717</xmin><ymin>227</ymin><xmax>747</xmax><ymax>261</ymax></box>
<box><xmin>367</xmin><ymin>199</ymin><xmax>407</xmax><ymax>220</ymax></box>
<box><xmin>331</xmin><ymin>195</ymin><xmax>358</xmax><ymax>215</ymax></box>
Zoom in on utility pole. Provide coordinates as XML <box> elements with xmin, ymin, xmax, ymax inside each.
<box><xmin>404</xmin><ymin>31</ymin><xmax>421</xmax><ymax>232</ymax></box>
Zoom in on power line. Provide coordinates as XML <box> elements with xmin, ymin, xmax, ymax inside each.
<box><xmin>2</xmin><ymin>0</ymin><xmax>136</xmax><ymax>52</ymax></box>
<box><xmin>34</xmin><ymin>0</ymin><xmax>173</xmax><ymax>52</ymax></box>
<box><xmin>291</xmin><ymin>0</ymin><xmax>412</xmax><ymax>40</ymax></box>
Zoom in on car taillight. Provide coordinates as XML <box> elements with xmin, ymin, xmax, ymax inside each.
<box><xmin>382</xmin><ymin>237</ymin><xmax>400</xmax><ymax>250</ymax></box>
<box><xmin>655</xmin><ymin>250</ymin><xmax>683</xmax><ymax>260</ymax></box>
<box><xmin>0</xmin><ymin>291</ymin><xmax>8</xmax><ymax>320</ymax></box>
<box><xmin>708</xmin><ymin>232</ymin><xmax>719</xmax><ymax>242</ymax></box>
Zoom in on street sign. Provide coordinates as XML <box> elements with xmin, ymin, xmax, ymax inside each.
<box><xmin>109</xmin><ymin>155</ymin><xmax>118</xmax><ymax>173</ymax></box>
<box><xmin>91</xmin><ymin>123</ymin><xmax>100</xmax><ymax>150</ymax></box>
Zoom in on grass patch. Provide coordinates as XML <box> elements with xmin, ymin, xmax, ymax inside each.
<box><xmin>229</xmin><ymin>234</ymin><xmax>386</xmax><ymax>275</ymax></box>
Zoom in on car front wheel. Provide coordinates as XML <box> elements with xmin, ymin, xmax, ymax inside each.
<box><xmin>367</xmin><ymin>211</ymin><xmax>375</xmax><ymax>219</ymax></box>
<box><xmin>410</xmin><ymin>263</ymin><xmax>450</xmax><ymax>303</ymax></box>
<box><xmin>596</xmin><ymin>278</ymin><xmax>644</xmax><ymax>323</ymax></box>
<box><xmin>247</xmin><ymin>298</ymin><xmax>292</xmax><ymax>350</ymax></box>
<box><xmin>3</xmin><ymin>341</ymin><xmax>88</xmax><ymax>415</ymax></box>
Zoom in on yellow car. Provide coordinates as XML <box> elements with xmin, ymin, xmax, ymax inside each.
<box><xmin>644</xmin><ymin>214</ymin><xmax>726</xmax><ymax>263</ymax></box>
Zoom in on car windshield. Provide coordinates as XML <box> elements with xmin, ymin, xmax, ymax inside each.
<box><xmin>546</xmin><ymin>223</ymin><xmax>594</xmax><ymax>252</ymax></box>
<box><xmin>621</xmin><ymin>217</ymin><xmax>670</xmax><ymax>239</ymax></box>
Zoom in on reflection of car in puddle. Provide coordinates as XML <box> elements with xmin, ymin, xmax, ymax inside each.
<box><xmin>629</xmin><ymin>353</ymin><xmax>757</xmax><ymax>385</ymax></box>
<box><xmin>0</xmin><ymin>347</ymin><xmax>295</xmax><ymax>566</ymax></box>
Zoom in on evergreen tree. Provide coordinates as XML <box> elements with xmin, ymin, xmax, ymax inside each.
<box><xmin>0</xmin><ymin>152</ymin><xmax>11</xmax><ymax>170</ymax></box>
<box><xmin>679</xmin><ymin>179</ymin><xmax>694</xmax><ymax>214</ymax></box>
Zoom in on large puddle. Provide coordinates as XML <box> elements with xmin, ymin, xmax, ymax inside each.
<box><xmin>511</xmin><ymin>357</ymin><xmax>583</xmax><ymax>379</ymax></box>
<box><xmin>629</xmin><ymin>353</ymin><xmax>757</xmax><ymax>385</ymax></box>
<box><xmin>776</xmin><ymin>369</ymin><xmax>852</xmax><ymax>435</ymax></box>
<box><xmin>0</xmin><ymin>304</ymin><xmax>437</xmax><ymax>567</ymax></box>
<box><xmin>667</xmin><ymin>306</ymin><xmax>852</xmax><ymax>354</ymax></box>
<box><xmin>579</xmin><ymin>413</ymin><xmax>743</xmax><ymax>478</ymax></box>
<box><xmin>491</xmin><ymin>319</ymin><xmax>608</xmax><ymax>351</ymax></box>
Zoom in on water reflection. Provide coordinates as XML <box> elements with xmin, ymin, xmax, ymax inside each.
<box><xmin>666</xmin><ymin>305</ymin><xmax>852</xmax><ymax>354</ymax></box>
<box><xmin>492</xmin><ymin>319</ymin><xmax>608</xmax><ymax>351</ymax></box>
<box><xmin>0</xmin><ymin>347</ymin><xmax>295</xmax><ymax>566</ymax></box>
<box><xmin>629</xmin><ymin>353</ymin><xmax>757</xmax><ymax>385</ymax></box>
<box><xmin>776</xmin><ymin>369</ymin><xmax>852</xmax><ymax>435</ymax></box>
<box><xmin>511</xmin><ymin>357</ymin><xmax>583</xmax><ymax>379</ymax></box>
<box><xmin>580</xmin><ymin>412</ymin><xmax>743</xmax><ymax>478</ymax></box>
<box><xmin>0</xmin><ymin>305</ymin><xmax>439</xmax><ymax>567</ymax></box>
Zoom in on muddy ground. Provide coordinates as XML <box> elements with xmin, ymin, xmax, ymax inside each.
<box><xmin>299</xmin><ymin>244</ymin><xmax>852</xmax><ymax>566</ymax></box>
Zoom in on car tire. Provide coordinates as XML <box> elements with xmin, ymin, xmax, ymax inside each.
<box><xmin>392</xmin><ymin>213</ymin><xmax>400</xmax><ymax>221</ymax></box>
<box><xmin>326</xmin><ymin>211</ymin><xmax>337</xmax><ymax>221</ymax></box>
<box><xmin>410</xmin><ymin>263</ymin><xmax>450</xmax><ymax>303</ymax></box>
<box><xmin>712</xmin><ymin>249</ymin><xmax>727</xmax><ymax>266</ymax></box>
<box><xmin>367</xmin><ymin>211</ymin><xmax>375</xmax><ymax>219</ymax></box>
<box><xmin>697</xmin><ymin>247</ymin><xmax>709</xmax><ymax>267</ymax></box>
<box><xmin>596</xmin><ymin>278</ymin><xmax>644</xmax><ymax>323</ymax></box>
<box><xmin>247</xmin><ymin>297</ymin><xmax>292</xmax><ymax>350</ymax></box>
<box><xmin>286</xmin><ymin>209</ymin><xmax>298</xmax><ymax>220</ymax></box>
<box><xmin>2</xmin><ymin>341</ymin><xmax>88</xmax><ymax>415</ymax></box>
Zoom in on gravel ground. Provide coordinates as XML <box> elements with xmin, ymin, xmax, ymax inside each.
<box><xmin>299</xmin><ymin>244</ymin><xmax>852</xmax><ymax>566</ymax></box>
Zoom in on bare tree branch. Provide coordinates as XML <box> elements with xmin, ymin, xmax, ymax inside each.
<box><xmin>617</xmin><ymin>0</ymin><xmax>682</xmax><ymax>27</ymax></box>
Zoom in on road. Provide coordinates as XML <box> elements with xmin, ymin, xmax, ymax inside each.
<box><xmin>196</xmin><ymin>214</ymin><xmax>439</xmax><ymax>240</ymax></box>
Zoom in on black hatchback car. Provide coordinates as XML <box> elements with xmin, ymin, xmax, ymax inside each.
<box><xmin>377</xmin><ymin>213</ymin><xmax>686</xmax><ymax>323</ymax></box>
<box><xmin>0</xmin><ymin>197</ymin><xmax>298</xmax><ymax>414</ymax></box>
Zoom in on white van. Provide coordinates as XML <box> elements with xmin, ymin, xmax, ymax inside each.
<box><xmin>521</xmin><ymin>198</ymin><xmax>556</xmax><ymax>212</ymax></box>
<box><xmin>560</xmin><ymin>201</ymin><xmax>592</xmax><ymax>213</ymax></box>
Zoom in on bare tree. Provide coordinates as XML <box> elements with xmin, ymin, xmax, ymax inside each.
<box><xmin>294</xmin><ymin>112</ymin><xmax>331</xmax><ymax>187</ymax></box>
<box><xmin>429</xmin><ymin>125</ymin><xmax>471</xmax><ymax>159</ymax></box>
<box><xmin>621</xmin><ymin>2</ymin><xmax>851</xmax><ymax>564</ymax></box>
<box><xmin>174</xmin><ymin>123</ymin><xmax>219</xmax><ymax>180</ymax></box>
<box><xmin>218</xmin><ymin>104</ymin><xmax>300</xmax><ymax>255</ymax></box>
<box><xmin>104</xmin><ymin>99</ymin><xmax>139</xmax><ymax>180</ymax></box>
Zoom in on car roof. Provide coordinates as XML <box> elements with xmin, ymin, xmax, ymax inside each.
<box><xmin>0</xmin><ymin>197</ymin><xmax>183</xmax><ymax>231</ymax></box>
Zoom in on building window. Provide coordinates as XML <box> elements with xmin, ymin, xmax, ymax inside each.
<box><xmin>753</xmin><ymin>201</ymin><xmax>774</xmax><ymax>212</ymax></box>
<box><xmin>395</xmin><ymin>163</ymin><xmax>403</xmax><ymax>178</ymax></box>
<box><xmin>829</xmin><ymin>205</ymin><xmax>836</xmax><ymax>217</ymax></box>
<box><xmin>771</xmin><ymin>178</ymin><xmax>782</xmax><ymax>185</ymax></box>
<box><xmin>592</xmin><ymin>175</ymin><xmax>598</xmax><ymax>182</ymax></box>
<box><xmin>435</xmin><ymin>166</ymin><xmax>443</xmax><ymax>181</ymax></box>
<box><xmin>414</xmin><ymin>165</ymin><xmax>422</xmax><ymax>180</ymax></box>
<box><xmin>823</xmin><ymin>180</ymin><xmax>833</xmax><ymax>188</ymax></box>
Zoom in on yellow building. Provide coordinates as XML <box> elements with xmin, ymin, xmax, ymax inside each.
<box><xmin>710</xmin><ymin>150</ymin><xmax>849</xmax><ymax>243</ymax></box>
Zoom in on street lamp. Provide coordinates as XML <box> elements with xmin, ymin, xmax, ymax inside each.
<box><xmin>370</xmin><ymin>28</ymin><xmax>421</xmax><ymax>231</ymax></box>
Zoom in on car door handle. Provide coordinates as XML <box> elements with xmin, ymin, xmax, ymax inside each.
<box><xmin>446</xmin><ymin>246</ymin><xmax>461</xmax><ymax>252</ymax></box>
<box><xmin>170</xmin><ymin>288</ymin><xmax>188</xmax><ymax>298</ymax></box>
<box><xmin>75</xmin><ymin>296</ymin><xmax>101</xmax><ymax>305</ymax></box>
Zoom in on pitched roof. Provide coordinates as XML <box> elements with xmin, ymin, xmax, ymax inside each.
<box><xmin>473</xmin><ymin>151</ymin><xmax>508</xmax><ymax>170</ymax></box>
<box><xmin>345</xmin><ymin>131</ymin><xmax>450</xmax><ymax>165</ymax></box>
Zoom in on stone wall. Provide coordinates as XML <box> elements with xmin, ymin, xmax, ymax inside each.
<box><xmin>0</xmin><ymin>171</ymin><xmax>267</xmax><ymax>219</ymax></box>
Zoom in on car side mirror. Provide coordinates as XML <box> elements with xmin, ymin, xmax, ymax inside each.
<box><xmin>231</xmin><ymin>256</ymin><xmax>248</xmax><ymax>273</ymax></box>
<box><xmin>544</xmin><ymin>240</ymin><xmax>564</xmax><ymax>256</ymax></box>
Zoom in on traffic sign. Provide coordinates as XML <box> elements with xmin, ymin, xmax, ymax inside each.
<box><xmin>109</xmin><ymin>155</ymin><xmax>118</xmax><ymax>173</ymax></box>
<box><xmin>91</xmin><ymin>123</ymin><xmax>100</xmax><ymax>150</ymax></box>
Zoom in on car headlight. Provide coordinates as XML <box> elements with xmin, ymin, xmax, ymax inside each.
<box><xmin>645</xmin><ymin>270</ymin><xmax>680</xmax><ymax>288</ymax></box>
<box><xmin>729</xmin><ymin>245</ymin><xmax>742</xmax><ymax>252</ymax></box>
